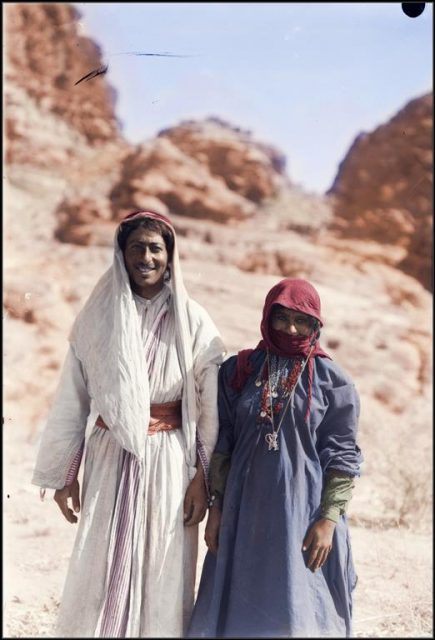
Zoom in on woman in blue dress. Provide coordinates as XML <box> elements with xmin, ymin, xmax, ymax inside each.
<box><xmin>188</xmin><ymin>278</ymin><xmax>363</xmax><ymax>638</ymax></box>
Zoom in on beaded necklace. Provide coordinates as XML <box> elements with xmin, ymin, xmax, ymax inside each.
<box><xmin>256</xmin><ymin>347</ymin><xmax>314</xmax><ymax>451</ymax></box>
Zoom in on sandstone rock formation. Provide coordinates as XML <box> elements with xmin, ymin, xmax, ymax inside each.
<box><xmin>327</xmin><ymin>93</ymin><xmax>433</xmax><ymax>291</ymax></box>
<box><xmin>53</xmin><ymin>116</ymin><xmax>319</xmax><ymax>243</ymax></box>
<box><xmin>3</xmin><ymin>4</ymin><xmax>433</xmax><ymax>636</ymax></box>
<box><xmin>108</xmin><ymin>135</ymin><xmax>257</xmax><ymax>223</ymax></box>
<box><xmin>398</xmin><ymin>212</ymin><xmax>433</xmax><ymax>290</ymax></box>
<box><xmin>108</xmin><ymin>118</ymin><xmax>290</xmax><ymax>224</ymax></box>
<box><xmin>4</xmin><ymin>2</ymin><xmax>120</xmax><ymax>152</ymax></box>
<box><xmin>158</xmin><ymin>117</ymin><xmax>287</xmax><ymax>202</ymax></box>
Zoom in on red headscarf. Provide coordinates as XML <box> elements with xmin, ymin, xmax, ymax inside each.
<box><xmin>231</xmin><ymin>278</ymin><xmax>331</xmax><ymax>420</ymax></box>
<box><xmin>118</xmin><ymin>209</ymin><xmax>175</xmax><ymax>232</ymax></box>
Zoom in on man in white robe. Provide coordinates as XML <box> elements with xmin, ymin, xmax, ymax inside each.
<box><xmin>32</xmin><ymin>210</ymin><xmax>225</xmax><ymax>637</ymax></box>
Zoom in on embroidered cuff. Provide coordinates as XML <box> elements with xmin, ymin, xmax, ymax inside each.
<box><xmin>320</xmin><ymin>472</ymin><xmax>354</xmax><ymax>522</ymax></box>
<box><xmin>207</xmin><ymin>491</ymin><xmax>224</xmax><ymax>510</ymax></box>
<box><xmin>65</xmin><ymin>441</ymin><xmax>84</xmax><ymax>486</ymax></box>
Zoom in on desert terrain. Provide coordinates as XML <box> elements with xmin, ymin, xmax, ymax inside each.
<box><xmin>3</xmin><ymin>3</ymin><xmax>432</xmax><ymax>638</ymax></box>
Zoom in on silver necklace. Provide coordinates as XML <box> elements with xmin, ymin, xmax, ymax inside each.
<box><xmin>255</xmin><ymin>353</ymin><xmax>287</xmax><ymax>397</ymax></box>
<box><xmin>264</xmin><ymin>347</ymin><xmax>314</xmax><ymax>452</ymax></box>
<box><xmin>257</xmin><ymin>353</ymin><xmax>288</xmax><ymax>417</ymax></box>
<box><xmin>268</xmin><ymin>352</ymin><xmax>284</xmax><ymax>398</ymax></box>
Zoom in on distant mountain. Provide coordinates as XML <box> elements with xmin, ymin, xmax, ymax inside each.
<box><xmin>5</xmin><ymin>3</ymin><xmax>432</xmax><ymax>290</ymax></box>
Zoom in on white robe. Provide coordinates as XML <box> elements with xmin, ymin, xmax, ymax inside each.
<box><xmin>32</xmin><ymin>285</ymin><xmax>224</xmax><ymax>637</ymax></box>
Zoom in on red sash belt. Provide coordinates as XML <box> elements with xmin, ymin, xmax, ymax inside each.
<box><xmin>95</xmin><ymin>400</ymin><xmax>182</xmax><ymax>435</ymax></box>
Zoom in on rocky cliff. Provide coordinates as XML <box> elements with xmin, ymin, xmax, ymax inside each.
<box><xmin>3</xmin><ymin>3</ymin><xmax>433</xmax><ymax>637</ymax></box>
<box><xmin>5</xmin><ymin>2</ymin><xmax>120</xmax><ymax>152</ymax></box>
<box><xmin>108</xmin><ymin>117</ymin><xmax>287</xmax><ymax>223</ymax></box>
<box><xmin>328</xmin><ymin>93</ymin><xmax>433</xmax><ymax>291</ymax></box>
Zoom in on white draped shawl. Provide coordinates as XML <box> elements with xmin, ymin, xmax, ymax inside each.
<box><xmin>32</xmin><ymin>224</ymin><xmax>225</xmax><ymax>489</ymax></box>
<box><xmin>32</xmin><ymin>222</ymin><xmax>226</xmax><ymax>637</ymax></box>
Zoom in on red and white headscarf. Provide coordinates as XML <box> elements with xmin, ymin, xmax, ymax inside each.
<box><xmin>232</xmin><ymin>278</ymin><xmax>331</xmax><ymax>420</ymax></box>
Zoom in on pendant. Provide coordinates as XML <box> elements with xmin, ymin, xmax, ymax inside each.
<box><xmin>255</xmin><ymin>379</ymin><xmax>262</xmax><ymax>387</ymax></box>
<box><xmin>265</xmin><ymin>431</ymin><xmax>279</xmax><ymax>451</ymax></box>
<box><xmin>260</xmin><ymin>411</ymin><xmax>267</xmax><ymax>418</ymax></box>
<box><xmin>271</xmin><ymin>391</ymin><xmax>278</xmax><ymax>398</ymax></box>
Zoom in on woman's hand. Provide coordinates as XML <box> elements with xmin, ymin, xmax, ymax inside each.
<box><xmin>54</xmin><ymin>478</ymin><xmax>80</xmax><ymax>523</ymax></box>
<box><xmin>204</xmin><ymin>506</ymin><xmax>222</xmax><ymax>554</ymax></box>
<box><xmin>302</xmin><ymin>518</ymin><xmax>336</xmax><ymax>572</ymax></box>
<box><xmin>184</xmin><ymin>465</ymin><xmax>207</xmax><ymax>526</ymax></box>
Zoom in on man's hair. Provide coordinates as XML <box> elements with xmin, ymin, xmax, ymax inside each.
<box><xmin>117</xmin><ymin>217</ymin><xmax>175</xmax><ymax>261</ymax></box>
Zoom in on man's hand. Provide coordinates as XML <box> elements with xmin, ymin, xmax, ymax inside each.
<box><xmin>54</xmin><ymin>478</ymin><xmax>80</xmax><ymax>523</ymax></box>
<box><xmin>302</xmin><ymin>518</ymin><xmax>336</xmax><ymax>572</ymax></box>
<box><xmin>183</xmin><ymin>466</ymin><xmax>207</xmax><ymax>526</ymax></box>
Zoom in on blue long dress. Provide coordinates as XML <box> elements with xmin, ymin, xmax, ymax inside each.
<box><xmin>188</xmin><ymin>351</ymin><xmax>363</xmax><ymax>638</ymax></box>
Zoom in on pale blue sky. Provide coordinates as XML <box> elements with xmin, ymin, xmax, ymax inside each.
<box><xmin>74</xmin><ymin>2</ymin><xmax>432</xmax><ymax>194</ymax></box>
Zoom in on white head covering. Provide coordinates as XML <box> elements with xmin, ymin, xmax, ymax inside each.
<box><xmin>69</xmin><ymin>211</ymin><xmax>209</xmax><ymax>464</ymax></box>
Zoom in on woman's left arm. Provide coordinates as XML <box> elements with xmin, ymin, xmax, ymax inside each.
<box><xmin>303</xmin><ymin>472</ymin><xmax>355</xmax><ymax>571</ymax></box>
<box><xmin>303</xmin><ymin>380</ymin><xmax>363</xmax><ymax>570</ymax></box>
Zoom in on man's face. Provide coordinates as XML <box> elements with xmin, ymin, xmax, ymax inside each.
<box><xmin>123</xmin><ymin>227</ymin><xmax>169</xmax><ymax>298</ymax></box>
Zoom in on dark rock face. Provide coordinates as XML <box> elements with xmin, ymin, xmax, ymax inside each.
<box><xmin>328</xmin><ymin>93</ymin><xmax>433</xmax><ymax>290</ymax></box>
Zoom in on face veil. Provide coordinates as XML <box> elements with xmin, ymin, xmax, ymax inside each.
<box><xmin>231</xmin><ymin>278</ymin><xmax>331</xmax><ymax>421</ymax></box>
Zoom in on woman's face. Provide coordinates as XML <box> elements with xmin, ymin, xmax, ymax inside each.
<box><xmin>123</xmin><ymin>227</ymin><xmax>169</xmax><ymax>298</ymax></box>
<box><xmin>270</xmin><ymin>304</ymin><xmax>316</xmax><ymax>337</ymax></box>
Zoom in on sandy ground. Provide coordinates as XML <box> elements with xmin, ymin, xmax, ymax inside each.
<box><xmin>3</xmin><ymin>414</ymin><xmax>432</xmax><ymax>638</ymax></box>
<box><xmin>3</xmin><ymin>232</ymin><xmax>433</xmax><ymax>638</ymax></box>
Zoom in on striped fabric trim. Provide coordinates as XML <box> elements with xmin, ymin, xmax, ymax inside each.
<box><xmin>99</xmin><ymin>452</ymin><xmax>140</xmax><ymax>637</ymax></box>
<box><xmin>65</xmin><ymin>440</ymin><xmax>84</xmax><ymax>486</ymax></box>
<box><xmin>98</xmin><ymin>297</ymin><xmax>169</xmax><ymax>637</ymax></box>
<box><xmin>196</xmin><ymin>434</ymin><xmax>210</xmax><ymax>498</ymax></box>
